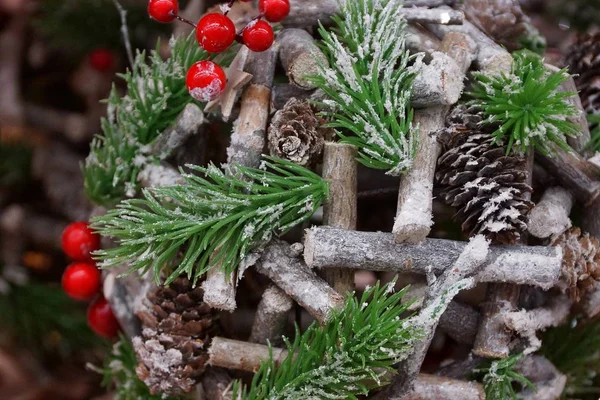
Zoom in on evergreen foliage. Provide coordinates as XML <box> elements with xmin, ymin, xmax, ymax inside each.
<box><xmin>312</xmin><ymin>0</ymin><xmax>420</xmax><ymax>176</ymax></box>
<box><xmin>101</xmin><ymin>336</ymin><xmax>187</xmax><ymax>400</ymax></box>
<box><xmin>234</xmin><ymin>281</ymin><xmax>420</xmax><ymax>399</ymax></box>
<box><xmin>469</xmin><ymin>50</ymin><xmax>579</xmax><ymax>155</ymax></box>
<box><xmin>587</xmin><ymin>114</ymin><xmax>600</xmax><ymax>152</ymax></box>
<box><xmin>542</xmin><ymin>318</ymin><xmax>600</xmax><ymax>398</ymax></box>
<box><xmin>83</xmin><ymin>34</ymin><xmax>231</xmax><ymax>207</ymax></box>
<box><xmin>91</xmin><ymin>157</ymin><xmax>328</xmax><ymax>285</ymax></box>
<box><xmin>474</xmin><ymin>353</ymin><xmax>536</xmax><ymax>400</ymax></box>
<box><xmin>0</xmin><ymin>279</ymin><xmax>98</xmax><ymax>354</ymax></box>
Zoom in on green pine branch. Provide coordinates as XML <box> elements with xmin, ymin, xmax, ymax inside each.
<box><xmin>311</xmin><ymin>0</ymin><xmax>420</xmax><ymax>176</ymax></box>
<box><xmin>234</xmin><ymin>280</ymin><xmax>420</xmax><ymax>399</ymax></box>
<box><xmin>469</xmin><ymin>50</ymin><xmax>580</xmax><ymax>155</ymax></box>
<box><xmin>91</xmin><ymin>157</ymin><xmax>328</xmax><ymax>285</ymax></box>
<box><xmin>83</xmin><ymin>34</ymin><xmax>232</xmax><ymax>207</ymax></box>
<box><xmin>586</xmin><ymin>114</ymin><xmax>600</xmax><ymax>152</ymax></box>
<box><xmin>101</xmin><ymin>336</ymin><xmax>187</xmax><ymax>400</ymax></box>
<box><xmin>541</xmin><ymin>317</ymin><xmax>600</xmax><ymax>398</ymax></box>
<box><xmin>473</xmin><ymin>353</ymin><xmax>536</xmax><ymax>400</ymax></box>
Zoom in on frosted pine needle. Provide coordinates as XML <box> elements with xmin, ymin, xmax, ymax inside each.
<box><xmin>90</xmin><ymin>157</ymin><xmax>328</xmax><ymax>286</ymax></box>
<box><xmin>312</xmin><ymin>0</ymin><xmax>421</xmax><ymax>176</ymax></box>
<box><xmin>469</xmin><ymin>50</ymin><xmax>579</xmax><ymax>155</ymax></box>
<box><xmin>234</xmin><ymin>280</ymin><xmax>420</xmax><ymax>399</ymax></box>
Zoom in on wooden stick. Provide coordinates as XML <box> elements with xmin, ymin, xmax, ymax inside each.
<box><xmin>271</xmin><ymin>84</ymin><xmax>316</xmax><ymax>111</ymax></box>
<box><xmin>249</xmin><ymin>285</ymin><xmax>294</xmax><ymax>346</ymax></box>
<box><xmin>527</xmin><ymin>187</ymin><xmax>574</xmax><ymax>240</ymax></box>
<box><xmin>503</xmin><ymin>294</ymin><xmax>571</xmax><ymax>354</ymax></box>
<box><xmin>137</xmin><ymin>163</ymin><xmax>184</xmax><ymax>188</ymax></box>
<box><xmin>381</xmin><ymin>236</ymin><xmax>489</xmax><ymax>399</ymax></box>
<box><xmin>517</xmin><ymin>356</ymin><xmax>567</xmax><ymax>400</ymax></box>
<box><xmin>406</xmin><ymin>24</ymin><xmax>441</xmax><ymax>61</ymax></box>
<box><xmin>207</xmin><ymin>48</ymin><xmax>278</xmax><ymax>311</ymax></box>
<box><xmin>255</xmin><ymin>240</ymin><xmax>345</xmax><ymax>324</ymax></box>
<box><xmin>393</xmin><ymin>32</ymin><xmax>477</xmax><ymax>243</ymax></box>
<box><xmin>535</xmin><ymin>146</ymin><xmax>600</xmax><ymax>206</ymax></box>
<box><xmin>426</xmin><ymin>13</ymin><xmax>513</xmax><ymax>75</ymax></box>
<box><xmin>322</xmin><ymin>143</ymin><xmax>357</xmax><ymax>296</ymax></box>
<box><xmin>278</xmin><ymin>29</ymin><xmax>328</xmax><ymax>90</ymax></box>
<box><xmin>581</xmin><ymin>153</ymin><xmax>600</xmax><ymax>238</ymax></box>
<box><xmin>304</xmin><ymin>227</ymin><xmax>563</xmax><ymax>290</ymax></box>
<box><xmin>150</xmin><ymin>103</ymin><xmax>205</xmax><ymax>159</ymax></box>
<box><xmin>283</xmin><ymin>3</ymin><xmax>464</xmax><ymax>28</ymax></box>
<box><xmin>209</xmin><ymin>337</ymin><xmax>484</xmax><ymax>400</ymax></box>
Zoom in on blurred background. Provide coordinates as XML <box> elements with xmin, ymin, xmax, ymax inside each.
<box><xmin>0</xmin><ymin>0</ymin><xmax>598</xmax><ymax>398</ymax></box>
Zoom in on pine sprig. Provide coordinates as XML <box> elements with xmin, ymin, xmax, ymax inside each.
<box><xmin>83</xmin><ymin>34</ymin><xmax>230</xmax><ymax>207</ymax></box>
<box><xmin>469</xmin><ymin>50</ymin><xmax>580</xmax><ymax>155</ymax></box>
<box><xmin>474</xmin><ymin>354</ymin><xmax>536</xmax><ymax>400</ymax></box>
<box><xmin>91</xmin><ymin>157</ymin><xmax>328</xmax><ymax>285</ymax></box>
<box><xmin>586</xmin><ymin>113</ymin><xmax>600</xmax><ymax>152</ymax></box>
<box><xmin>100</xmin><ymin>336</ymin><xmax>187</xmax><ymax>400</ymax></box>
<box><xmin>234</xmin><ymin>280</ymin><xmax>420</xmax><ymax>399</ymax></box>
<box><xmin>541</xmin><ymin>318</ymin><xmax>600</xmax><ymax>398</ymax></box>
<box><xmin>311</xmin><ymin>0</ymin><xmax>420</xmax><ymax>176</ymax></box>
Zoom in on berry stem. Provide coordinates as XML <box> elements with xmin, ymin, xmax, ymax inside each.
<box><xmin>225</xmin><ymin>0</ymin><xmax>235</xmax><ymax>15</ymax></box>
<box><xmin>237</xmin><ymin>13</ymin><xmax>265</xmax><ymax>36</ymax></box>
<box><xmin>175</xmin><ymin>14</ymin><xmax>197</xmax><ymax>28</ymax></box>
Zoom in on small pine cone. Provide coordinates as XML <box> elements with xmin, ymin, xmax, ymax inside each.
<box><xmin>462</xmin><ymin>0</ymin><xmax>542</xmax><ymax>51</ymax></box>
<box><xmin>564</xmin><ymin>33</ymin><xmax>600</xmax><ymax>116</ymax></box>
<box><xmin>133</xmin><ymin>277</ymin><xmax>217</xmax><ymax>396</ymax></box>
<box><xmin>554</xmin><ymin>227</ymin><xmax>600</xmax><ymax>302</ymax></box>
<box><xmin>268</xmin><ymin>98</ymin><xmax>326</xmax><ymax>166</ymax></box>
<box><xmin>435</xmin><ymin>105</ymin><xmax>534</xmax><ymax>244</ymax></box>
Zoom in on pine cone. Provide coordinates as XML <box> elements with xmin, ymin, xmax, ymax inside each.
<box><xmin>462</xmin><ymin>0</ymin><xmax>543</xmax><ymax>51</ymax></box>
<box><xmin>133</xmin><ymin>277</ymin><xmax>217</xmax><ymax>396</ymax></box>
<box><xmin>554</xmin><ymin>227</ymin><xmax>600</xmax><ymax>302</ymax></box>
<box><xmin>435</xmin><ymin>105</ymin><xmax>534</xmax><ymax>244</ymax></box>
<box><xmin>268</xmin><ymin>98</ymin><xmax>326</xmax><ymax>166</ymax></box>
<box><xmin>564</xmin><ymin>33</ymin><xmax>600</xmax><ymax>116</ymax></box>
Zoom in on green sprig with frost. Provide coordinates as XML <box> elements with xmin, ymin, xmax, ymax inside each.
<box><xmin>474</xmin><ymin>353</ymin><xmax>536</xmax><ymax>400</ymax></box>
<box><xmin>91</xmin><ymin>157</ymin><xmax>328</xmax><ymax>285</ymax></box>
<box><xmin>234</xmin><ymin>280</ymin><xmax>420</xmax><ymax>399</ymax></box>
<box><xmin>311</xmin><ymin>0</ymin><xmax>420</xmax><ymax>176</ymax></box>
<box><xmin>469</xmin><ymin>50</ymin><xmax>579</xmax><ymax>155</ymax></box>
<box><xmin>83</xmin><ymin>34</ymin><xmax>233</xmax><ymax>207</ymax></box>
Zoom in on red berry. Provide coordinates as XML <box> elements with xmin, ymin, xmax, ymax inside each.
<box><xmin>89</xmin><ymin>49</ymin><xmax>114</xmax><ymax>72</ymax></box>
<box><xmin>61</xmin><ymin>222</ymin><xmax>100</xmax><ymax>261</ymax></box>
<box><xmin>243</xmin><ymin>20</ymin><xmax>274</xmax><ymax>52</ymax></box>
<box><xmin>87</xmin><ymin>296</ymin><xmax>120</xmax><ymax>338</ymax></box>
<box><xmin>148</xmin><ymin>0</ymin><xmax>178</xmax><ymax>23</ymax></box>
<box><xmin>196</xmin><ymin>13</ymin><xmax>236</xmax><ymax>53</ymax></box>
<box><xmin>186</xmin><ymin>60</ymin><xmax>227</xmax><ymax>102</ymax></box>
<box><xmin>62</xmin><ymin>262</ymin><xmax>101</xmax><ymax>301</ymax></box>
<box><xmin>259</xmin><ymin>0</ymin><xmax>290</xmax><ymax>22</ymax></box>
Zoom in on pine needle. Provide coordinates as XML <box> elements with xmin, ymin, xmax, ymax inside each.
<box><xmin>474</xmin><ymin>353</ymin><xmax>536</xmax><ymax>400</ymax></box>
<box><xmin>234</xmin><ymin>280</ymin><xmax>420</xmax><ymax>399</ymax></box>
<box><xmin>91</xmin><ymin>157</ymin><xmax>329</xmax><ymax>285</ymax></box>
<box><xmin>311</xmin><ymin>0</ymin><xmax>421</xmax><ymax>176</ymax></box>
<box><xmin>469</xmin><ymin>50</ymin><xmax>580</xmax><ymax>155</ymax></box>
<box><xmin>83</xmin><ymin>34</ymin><xmax>233</xmax><ymax>207</ymax></box>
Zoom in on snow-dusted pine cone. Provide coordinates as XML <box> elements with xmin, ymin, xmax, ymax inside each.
<box><xmin>268</xmin><ymin>98</ymin><xmax>326</xmax><ymax>166</ymax></box>
<box><xmin>555</xmin><ymin>227</ymin><xmax>600</xmax><ymax>302</ymax></box>
<box><xmin>435</xmin><ymin>106</ymin><xmax>534</xmax><ymax>244</ymax></box>
<box><xmin>462</xmin><ymin>0</ymin><xmax>544</xmax><ymax>52</ymax></box>
<box><xmin>564</xmin><ymin>33</ymin><xmax>600</xmax><ymax>116</ymax></box>
<box><xmin>133</xmin><ymin>277</ymin><xmax>217</xmax><ymax>396</ymax></box>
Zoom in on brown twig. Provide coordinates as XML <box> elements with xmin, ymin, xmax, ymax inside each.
<box><xmin>278</xmin><ymin>29</ymin><xmax>328</xmax><ymax>90</ymax></box>
<box><xmin>528</xmin><ymin>187</ymin><xmax>574</xmax><ymax>240</ymax></box>
<box><xmin>322</xmin><ymin>143</ymin><xmax>357</xmax><ymax>295</ymax></box>
<box><xmin>249</xmin><ymin>285</ymin><xmax>294</xmax><ymax>346</ymax></box>
<box><xmin>304</xmin><ymin>227</ymin><xmax>563</xmax><ymax>290</ymax></box>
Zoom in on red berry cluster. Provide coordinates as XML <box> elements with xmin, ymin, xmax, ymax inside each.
<box><xmin>148</xmin><ymin>0</ymin><xmax>290</xmax><ymax>101</ymax></box>
<box><xmin>60</xmin><ymin>221</ymin><xmax>120</xmax><ymax>339</ymax></box>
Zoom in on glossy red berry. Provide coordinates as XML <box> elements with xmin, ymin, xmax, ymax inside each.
<box><xmin>87</xmin><ymin>296</ymin><xmax>120</xmax><ymax>338</ymax></box>
<box><xmin>62</xmin><ymin>262</ymin><xmax>101</xmax><ymax>301</ymax></box>
<box><xmin>243</xmin><ymin>20</ymin><xmax>274</xmax><ymax>52</ymax></box>
<box><xmin>89</xmin><ymin>49</ymin><xmax>115</xmax><ymax>72</ymax></box>
<box><xmin>186</xmin><ymin>60</ymin><xmax>227</xmax><ymax>102</ymax></box>
<box><xmin>61</xmin><ymin>221</ymin><xmax>100</xmax><ymax>261</ymax></box>
<box><xmin>148</xmin><ymin>0</ymin><xmax>178</xmax><ymax>23</ymax></box>
<box><xmin>259</xmin><ymin>0</ymin><xmax>290</xmax><ymax>23</ymax></box>
<box><xmin>196</xmin><ymin>13</ymin><xmax>236</xmax><ymax>53</ymax></box>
